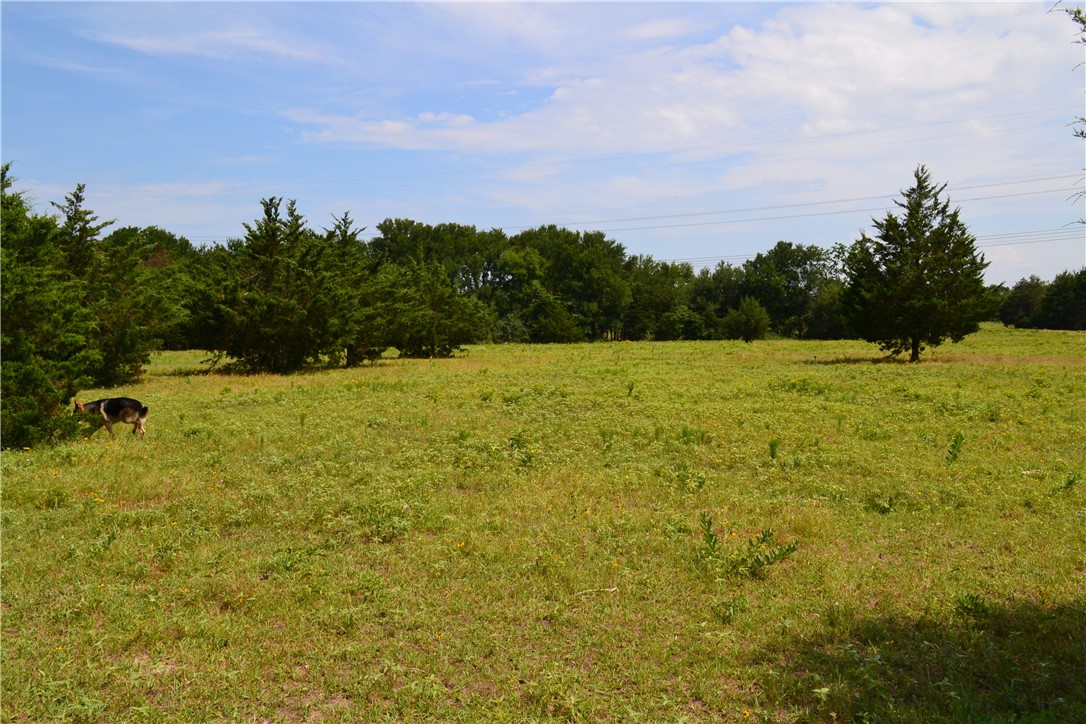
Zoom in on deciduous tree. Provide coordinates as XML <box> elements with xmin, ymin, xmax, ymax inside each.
<box><xmin>998</xmin><ymin>275</ymin><xmax>1048</xmax><ymax>328</ymax></box>
<box><xmin>1033</xmin><ymin>268</ymin><xmax>1086</xmax><ymax>330</ymax></box>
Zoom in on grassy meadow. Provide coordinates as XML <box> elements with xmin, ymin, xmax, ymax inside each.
<box><xmin>2</xmin><ymin>324</ymin><xmax>1084</xmax><ymax>722</ymax></box>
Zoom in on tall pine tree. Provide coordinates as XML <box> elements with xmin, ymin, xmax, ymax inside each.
<box><xmin>843</xmin><ymin>166</ymin><xmax>990</xmax><ymax>362</ymax></box>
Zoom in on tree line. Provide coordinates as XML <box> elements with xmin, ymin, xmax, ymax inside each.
<box><xmin>3</xmin><ymin>162</ymin><xmax>1083</xmax><ymax>447</ymax></box>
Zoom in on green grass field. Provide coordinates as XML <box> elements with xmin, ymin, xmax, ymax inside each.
<box><xmin>3</xmin><ymin>325</ymin><xmax>1084</xmax><ymax>722</ymax></box>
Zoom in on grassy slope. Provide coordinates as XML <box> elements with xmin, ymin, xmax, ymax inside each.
<box><xmin>2</xmin><ymin>325</ymin><xmax>1084</xmax><ymax>722</ymax></box>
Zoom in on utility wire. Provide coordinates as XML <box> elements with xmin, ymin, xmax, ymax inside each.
<box><xmin>170</xmin><ymin>174</ymin><xmax>1082</xmax><ymax>243</ymax></box>
<box><xmin>660</xmin><ymin>229</ymin><xmax>1085</xmax><ymax>267</ymax></box>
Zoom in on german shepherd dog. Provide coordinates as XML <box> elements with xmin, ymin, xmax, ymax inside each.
<box><xmin>74</xmin><ymin>397</ymin><xmax>149</xmax><ymax>436</ymax></box>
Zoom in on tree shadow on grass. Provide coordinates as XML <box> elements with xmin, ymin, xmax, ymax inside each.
<box><xmin>754</xmin><ymin>597</ymin><xmax>1086</xmax><ymax>722</ymax></box>
<box><xmin>803</xmin><ymin>355</ymin><xmax>910</xmax><ymax>366</ymax></box>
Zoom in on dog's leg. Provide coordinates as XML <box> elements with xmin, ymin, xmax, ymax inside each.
<box><xmin>99</xmin><ymin>409</ymin><xmax>115</xmax><ymax>436</ymax></box>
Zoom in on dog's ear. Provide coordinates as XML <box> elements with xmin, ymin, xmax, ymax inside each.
<box><xmin>74</xmin><ymin>400</ymin><xmax>84</xmax><ymax>412</ymax></box>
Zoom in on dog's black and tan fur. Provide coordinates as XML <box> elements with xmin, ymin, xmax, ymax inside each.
<box><xmin>74</xmin><ymin>397</ymin><xmax>149</xmax><ymax>436</ymax></box>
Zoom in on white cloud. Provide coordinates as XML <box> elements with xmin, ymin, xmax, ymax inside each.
<box><xmin>285</xmin><ymin>2</ymin><xmax>1079</xmax><ymax>169</ymax></box>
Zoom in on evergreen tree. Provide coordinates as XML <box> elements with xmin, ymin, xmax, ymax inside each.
<box><xmin>321</xmin><ymin>211</ymin><xmax>389</xmax><ymax>366</ymax></box>
<box><xmin>843</xmin><ymin>166</ymin><xmax>990</xmax><ymax>361</ymax></box>
<box><xmin>1</xmin><ymin>165</ymin><xmax>97</xmax><ymax>447</ymax></box>
<box><xmin>220</xmin><ymin>198</ymin><xmax>331</xmax><ymax>373</ymax></box>
<box><xmin>51</xmin><ymin>183</ymin><xmax>113</xmax><ymax>279</ymax></box>
<box><xmin>43</xmin><ymin>185</ymin><xmax>175</xmax><ymax>386</ymax></box>
<box><xmin>86</xmin><ymin>226</ymin><xmax>189</xmax><ymax>385</ymax></box>
<box><xmin>181</xmin><ymin>244</ymin><xmax>236</xmax><ymax>354</ymax></box>
<box><xmin>387</xmin><ymin>261</ymin><xmax>493</xmax><ymax>357</ymax></box>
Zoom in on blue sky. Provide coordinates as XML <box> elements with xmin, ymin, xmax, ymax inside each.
<box><xmin>3</xmin><ymin>1</ymin><xmax>1083</xmax><ymax>285</ymax></box>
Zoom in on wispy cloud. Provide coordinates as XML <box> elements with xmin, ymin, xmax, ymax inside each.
<box><xmin>96</xmin><ymin>27</ymin><xmax>326</xmax><ymax>63</ymax></box>
<box><xmin>6</xmin><ymin>50</ymin><xmax>122</xmax><ymax>77</ymax></box>
<box><xmin>283</xmin><ymin>1</ymin><xmax>1078</xmax><ymax>170</ymax></box>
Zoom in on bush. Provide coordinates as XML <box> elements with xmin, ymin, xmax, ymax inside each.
<box><xmin>723</xmin><ymin>297</ymin><xmax>771</xmax><ymax>342</ymax></box>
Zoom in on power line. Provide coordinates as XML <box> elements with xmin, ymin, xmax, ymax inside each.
<box><xmin>575</xmin><ymin>186</ymin><xmax>1078</xmax><ymax>235</ymax></box>
<box><xmin>168</xmin><ymin>173</ymin><xmax>1083</xmax><ymax>243</ymax></box>
<box><xmin>515</xmin><ymin>175</ymin><xmax>1081</xmax><ymax>232</ymax></box>
<box><xmin>659</xmin><ymin>228</ymin><xmax>1085</xmax><ymax>267</ymax></box>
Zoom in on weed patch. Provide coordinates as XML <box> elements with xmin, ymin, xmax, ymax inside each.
<box><xmin>696</xmin><ymin>512</ymin><xmax>798</xmax><ymax>579</ymax></box>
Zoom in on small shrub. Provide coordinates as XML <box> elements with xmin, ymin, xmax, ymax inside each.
<box><xmin>866</xmin><ymin>494</ymin><xmax>896</xmax><ymax>515</ymax></box>
<box><xmin>1055</xmin><ymin>472</ymin><xmax>1079</xmax><ymax>493</ymax></box>
<box><xmin>41</xmin><ymin>487</ymin><xmax>70</xmax><ymax>510</ymax></box>
<box><xmin>954</xmin><ymin>592</ymin><xmax>991</xmax><ymax>621</ymax></box>
<box><xmin>696</xmin><ymin>512</ymin><xmax>798</xmax><ymax>578</ymax></box>
<box><xmin>712</xmin><ymin>595</ymin><xmax>747</xmax><ymax>625</ymax></box>
<box><xmin>722</xmin><ymin>297</ymin><xmax>771</xmax><ymax>342</ymax></box>
<box><xmin>678</xmin><ymin>425</ymin><xmax>711</xmax><ymax>446</ymax></box>
<box><xmin>666</xmin><ymin>463</ymin><xmax>706</xmax><ymax>493</ymax></box>
<box><xmin>946</xmin><ymin>430</ymin><xmax>965</xmax><ymax>464</ymax></box>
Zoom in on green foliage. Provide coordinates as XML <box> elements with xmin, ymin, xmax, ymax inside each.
<box><xmin>4</xmin><ymin>171</ymin><xmax>185</xmax><ymax>403</ymax></box>
<box><xmin>946</xmin><ymin>430</ymin><xmax>965</xmax><ymax>464</ymax></box>
<box><xmin>697</xmin><ymin>512</ymin><xmax>798</xmax><ymax>579</ymax></box>
<box><xmin>387</xmin><ymin>261</ymin><xmax>494</xmax><ymax>357</ymax></box>
<box><xmin>740</xmin><ymin>241</ymin><xmax>841</xmax><ymax>338</ymax></box>
<box><xmin>511</xmin><ymin>225</ymin><xmax>631</xmax><ymax>340</ymax></box>
<box><xmin>321</xmin><ymin>212</ymin><xmax>389</xmax><ymax>365</ymax></box>
<box><xmin>844</xmin><ymin>165</ymin><xmax>991</xmax><ymax>361</ymax></box>
<box><xmin>621</xmin><ymin>256</ymin><xmax>696</xmax><ymax>340</ymax></box>
<box><xmin>49</xmin><ymin>182</ymin><xmax>114</xmax><ymax>280</ymax></box>
<box><xmin>804</xmin><ymin>277</ymin><xmax>852</xmax><ymax>339</ymax></box>
<box><xmin>688</xmin><ymin>261</ymin><xmax>744</xmax><ymax>338</ymax></box>
<box><xmin>722</xmin><ymin>296</ymin><xmax>772</xmax><ymax>342</ymax></box>
<box><xmin>998</xmin><ymin>269</ymin><xmax>1086</xmax><ymax>331</ymax></box>
<box><xmin>865</xmin><ymin>493</ymin><xmax>897</xmax><ymax>515</ymax></box>
<box><xmin>49</xmin><ymin>184</ymin><xmax>183</xmax><ymax>387</ymax></box>
<box><xmin>86</xmin><ymin>227</ymin><xmax>190</xmax><ymax>386</ymax></box>
<box><xmin>1033</xmin><ymin>268</ymin><xmax>1086</xmax><ymax>331</ymax></box>
<box><xmin>1</xmin><ymin>165</ymin><xmax>96</xmax><ymax>448</ymax></box>
<box><xmin>218</xmin><ymin>198</ymin><xmax>336</xmax><ymax>372</ymax></box>
<box><xmin>998</xmin><ymin>274</ymin><xmax>1048</xmax><ymax>328</ymax></box>
<box><xmin>954</xmin><ymin>591</ymin><xmax>991</xmax><ymax>620</ymax></box>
